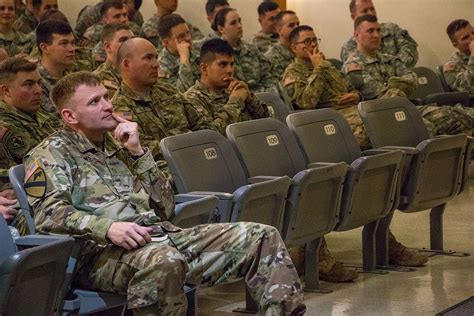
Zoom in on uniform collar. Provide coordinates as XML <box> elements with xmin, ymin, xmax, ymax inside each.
<box><xmin>61</xmin><ymin>126</ymin><xmax>123</xmax><ymax>157</ymax></box>
<box><xmin>0</xmin><ymin>100</ymin><xmax>37</xmax><ymax>123</ymax></box>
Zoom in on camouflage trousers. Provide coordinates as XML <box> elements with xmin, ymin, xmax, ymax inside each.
<box><xmin>77</xmin><ymin>222</ymin><xmax>305</xmax><ymax>315</ymax></box>
<box><xmin>337</xmin><ymin>106</ymin><xmax>371</xmax><ymax>150</ymax></box>
<box><xmin>417</xmin><ymin>104</ymin><xmax>474</xmax><ymax>137</ymax></box>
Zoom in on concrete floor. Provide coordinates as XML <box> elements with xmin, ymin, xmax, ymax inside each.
<box><xmin>197</xmin><ymin>170</ymin><xmax>474</xmax><ymax>315</ymax></box>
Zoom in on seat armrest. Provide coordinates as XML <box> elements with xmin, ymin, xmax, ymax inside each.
<box><xmin>409</xmin><ymin>98</ymin><xmax>423</xmax><ymax>105</ymax></box>
<box><xmin>306</xmin><ymin>162</ymin><xmax>340</xmax><ymax>169</ymax></box>
<box><xmin>187</xmin><ymin>191</ymin><xmax>234</xmax><ymax>200</ymax></box>
<box><xmin>174</xmin><ymin>194</ymin><xmax>218</xmax><ymax>225</ymax></box>
<box><xmin>15</xmin><ymin>234</ymin><xmax>72</xmax><ymax>248</ymax></box>
<box><xmin>423</xmin><ymin>91</ymin><xmax>469</xmax><ymax>106</ymax></box>
<box><xmin>248</xmin><ymin>176</ymin><xmax>280</xmax><ymax>183</ymax></box>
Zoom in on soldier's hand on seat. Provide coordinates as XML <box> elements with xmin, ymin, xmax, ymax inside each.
<box><xmin>107</xmin><ymin>222</ymin><xmax>153</xmax><ymax>251</ymax></box>
<box><xmin>307</xmin><ymin>47</ymin><xmax>325</xmax><ymax>68</ymax></box>
<box><xmin>337</xmin><ymin>92</ymin><xmax>360</xmax><ymax>106</ymax></box>
<box><xmin>112</xmin><ymin>113</ymin><xmax>144</xmax><ymax>157</ymax></box>
<box><xmin>175</xmin><ymin>38</ymin><xmax>191</xmax><ymax>64</ymax></box>
<box><xmin>0</xmin><ymin>196</ymin><xmax>17</xmax><ymax>222</ymax></box>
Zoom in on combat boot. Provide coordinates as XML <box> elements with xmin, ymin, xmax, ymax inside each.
<box><xmin>288</xmin><ymin>245</ymin><xmax>305</xmax><ymax>276</ymax></box>
<box><xmin>318</xmin><ymin>238</ymin><xmax>358</xmax><ymax>283</ymax></box>
<box><xmin>388</xmin><ymin>231</ymin><xmax>428</xmax><ymax>267</ymax></box>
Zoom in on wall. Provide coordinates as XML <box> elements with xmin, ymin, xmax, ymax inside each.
<box><xmin>62</xmin><ymin>0</ymin><xmax>474</xmax><ymax>69</ymax></box>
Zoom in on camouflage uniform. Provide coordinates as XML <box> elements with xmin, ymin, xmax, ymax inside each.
<box><xmin>37</xmin><ymin>63</ymin><xmax>63</xmax><ymax>129</ymax></box>
<box><xmin>93</xmin><ymin>59</ymin><xmax>121</xmax><ymax>99</ymax></box>
<box><xmin>184</xmin><ymin>80</ymin><xmax>269</xmax><ymax>134</ymax></box>
<box><xmin>251</xmin><ymin>31</ymin><xmax>279</xmax><ymax>54</ymax></box>
<box><xmin>265</xmin><ymin>42</ymin><xmax>294</xmax><ymax>81</ymax></box>
<box><xmin>13</xmin><ymin>9</ymin><xmax>37</xmax><ymax>34</ymax></box>
<box><xmin>194</xmin><ymin>30</ymin><xmax>220</xmax><ymax>49</ymax></box>
<box><xmin>83</xmin><ymin>21</ymin><xmax>142</xmax><ymax>49</ymax></box>
<box><xmin>0</xmin><ymin>101</ymin><xmax>56</xmax><ymax>190</ymax></box>
<box><xmin>25</xmin><ymin>127</ymin><xmax>305</xmax><ymax>315</ymax></box>
<box><xmin>443</xmin><ymin>51</ymin><xmax>473</xmax><ymax>93</ymax></box>
<box><xmin>343</xmin><ymin>51</ymin><xmax>474</xmax><ymax>136</ymax></box>
<box><xmin>0</xmin><ymin>29</ymin><xmax>34</xmax><ymax>57</ymax></box>
<box><xmin>157</xmin><ymin>44</ymin><xmax>201</xmax><ymax>92</ymax></box>
<box><xmin>341</xmin><ymin>22</ymin><xmax>418</xmax><ymax>68</ymax></box>
<box><xmin>142</xmin><ymin>15</ymin><xmax>204</xmax><ymax>51</ymax></box>
<box><xmin>233</xmin><ymin>40</ymin><xmax>279</xmax><ymax>94</ymax></box>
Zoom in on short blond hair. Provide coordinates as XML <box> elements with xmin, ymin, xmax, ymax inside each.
<box><xmin>51</xmin><ymin>71</ymin><xmax>101</xmax><ymax>110</ymax></box>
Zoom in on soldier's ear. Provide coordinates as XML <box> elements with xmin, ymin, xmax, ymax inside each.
<box><xmin>1</xmin><ymin>84</ymin><xmax>11</xmax><ymax>98</ymax></box>
<box><xmin>200</xmin><ymin>63</ymin><xmax>208</xmax><ymax>76</ymax></box>
<box><xmin>39</xmin><ymin>42</ymin><xmax>49</xmax><ymax>55</ymax></box>
<box><xmin>61</xmin><ymin>108</ymin><xmax>79</xmax><ymax>125</ymax></box>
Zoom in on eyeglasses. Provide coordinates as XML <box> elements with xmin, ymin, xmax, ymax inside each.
<box><xmin>295</xmin><ymin>37</ymin><xmax>321</xmax><ymax>46</ymax></box>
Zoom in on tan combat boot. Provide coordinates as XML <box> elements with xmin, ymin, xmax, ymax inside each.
<box><xmin>388</xmin><ymin>231</ymin><xmax>428</xmax><ymax>267</ymax></box>
<box><xmin>288</xmin><ymin>245</ymin><xmax>305</xmax><ymax>276</ymax></box>
<box><xmin>318</xmin><ymin>238</ymin><xmax>358</xmax><ymax>283</ymax></box>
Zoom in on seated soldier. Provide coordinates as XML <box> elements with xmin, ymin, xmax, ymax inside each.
<box><xmin>341</xmin><ymin>0</ymin><xmax>418</xmax><ymax>68</ymax></box>
<box><xmin>111</xmin><ymin>38</ymin><xmax>217</xmax><ymax>161</ymax></box>
<box><xmin>343</xmin><ymin>15</ymin><xmax>474</xmax><ymax>137</ymax></box>
<box><xmin>13</xmin><ymin>0</ymin><xmax>58</xmax><ymax>34</ymax></box>
<box><xmin>82</xmin><ymin>0</ymin><xmax>142</xmax><ymax>64</ymax></box>
<box><xmin>212</xmin><ymin>7</ymin><xmax>278</xmax><ymax>93</ymax></box>
<box><xmin>185</xmin><ymin>38</ymin><xmax>269</xmax><ymax>135</ymax></box>
<box><xmin>93</xmin><ymin>23</ymin><xmax>134</xmax><ymax>98</ymax></box>
<box><xmin>251</xmin><ymin>1</ymin><xmax>280</xmax><ymax>54</ymax></box>
<box><xmin>444</xmin><ymin>19</ymin><xmax>473</xmax><ymax>93</ymax></box>
<box><xmin>142</xmin><ymin>0</ymin><xmax>203</xmax><ymax>51</ymax></box>
<box><xmin>24</xmin><ymin>71</ymin><xmax>306</xmax><ymax>315</ymax></box>
<box><xmin>157</xmin><ymin>14</ymin><xmax>201</xmax><ymax>92</ymax></box>
<box><xmin>265</xmin><ymin>10</ymin><xmax>300</xmax><ymax>81</ymax></box>
<box><xmin>0</xmin><ymin>0</ymin><xmax>34</xmax><ymax>57</ymax></box>
<box><xmin>282</xmin><ymin>25</ymin><xmax>369</xmax><ymax>149</ymax></box>
<box><xmin>36</xmin><ymin>19</ymin><xmax>76</xmax><ymax>128</ymax></box>
<box><xmin>200</xmin><ymin>0</ymin><xmax>230</xmax><ymax>43</ymax></box>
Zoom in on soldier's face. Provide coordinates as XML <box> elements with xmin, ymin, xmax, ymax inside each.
<box><xmin>42</xmin><ymin>33</ymin><xmax>75</xmax><ymax>66</ymax></box>
<box><xmin>201</xmin><ymin>53</ymin><xmax>234</xmax><ymax>89</ymax></box>
<box><xmin>38</xmin><ymin>0</ymin><xmax>58</xmax><ymax>19</ymax></box>
<box><xmin>207</xmin><ymin>4</ymin><xmax>229</xmax><ymax>24</ymax></box>
<box><xmin>0</xmin><ymin>0</ymin><xmax>15</xmax><ymax>25</ymax></box>
<box><xmin>103</xmin><ymin>7</ymin><xmax>128</xmax><ymax>25</ymax></box>
<box><xmin>105</xmin><ymin>29</ymin><xmax>134</xmax><ymax>62</ymax></box>
<box><xmin>219</xmin><ymin>10</ymin><xmax>243</xmax><ymax>42</ymax></box>
<box><xmin>156</xmin><ymin>0</ymin><xmax>177</xmax><ymax>14</ymax></box>
<box><xmin>355</xmin><ymin>21</ymin><xmax>381</xmax><ymax>53</ymax></box>
<box><xmin>259</xmin><ymin>8</ymin><xmax>280</xmax><ymax>34</ymax></box>
<box><xmin>291</xmin><ymin>30</ymin><xmax>319</xmax><ymax>59</ymax></box>
<box><xmin>125</xmin><ymin>40</ymin><xmax>159</xmax><ymax>87</ymax></box>
<box><xmin>352</xmin><ymin>0</ymin><xmax>377</xmax><ymax>20</ymax></box>
<box><xmin>452</xmin><ymin>24</ymin><xmax>474</xmax><ymax>55</ymax></box>
<box><xmin>278</xmin><ymin>14</ymin><xmax>299</xmax><ymax>40</ymax></box>
<box><xmin>164</xmin><ymin>23</ymin><xmax>192</xmax><ymax>54</ymax></box>
<box><xmin>3</xmin><ymin>71</ymin><xmax>42</xmax><ymax>113</ymax></box>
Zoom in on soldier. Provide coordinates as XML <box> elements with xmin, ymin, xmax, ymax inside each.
<box><xmin>13</xmin><ymin>0</ymin><xmax>58</xmax><ymax>34</ymax></box>
<box><xmin>24</xmin><ymin>71</ymin><xmax>306</xmax><ymax>315</ymax></box>
<box><xmin>282</xmin><ymin>25</ymin><xmax>369</xmax><ymax>149</ymax></box>
<box><xmin>36</xmin><ymin>19</ymin><xmax>75</xmax><ymax>128</ymax></box>
<box><xmin>157</xmin><ymin>14</ymin><xmax>201</xmax><ymax>92</ymax></box>
<box><xmin>202</xmin><ymin>0</ymin><xmax>230</xmax><ymax>41</ymax></box>
<box><xmin>82</xmin><ymin>1</ymin><xmax>141</xmax><ymax>64</ymax></box>
<box><xmin>343</xmin><ymin>15</ymin><xmax>474</xmax><ymax>137</ymax></box>
<box><xmin>185</xmin><ymin>39</ymin><xmax>269</xmax><ymax>135</ymax></box>
<box><xmin>444</xmin><ymin>19</ymin><xmax>473</xmax><ymax>93</ymax></box>
<box><xmin>265</xmin><ymin>10</ymin><xmax>300</xmax><ymax>80</ymax></box>
<box><xmin>0</xmin><ymin>0</ymin><xmax>34</xmax><ymax>57</ymax></box>
<box><xmin>251</xmin><ymin>1</ymin><xmax>280</xmax><ymax>54</ymax></box>
<box><xmin>94</xmin><ymin>23</ymin><xmax>134</xmax><ymax>99</ymax></box>
<box><xmin>111</xmin><ymin>38</ymin><xmax>216</xmax><ymax>161</ymax></box>
<box><xmin>0</xmin><ymin>57</ymin><xmax>56</xmax><ymax>192</ymax></box>
<box><xmin>341</xmin><ymin>0</ymin><xmax>418</xmax><ymax>68</ymax></box>
<box><xmin>142</xmin><ymin>0</ymin><xmax>203</xmax><ymax>51</ymax></box>
<box><xmin>213</xmin><ymin>7</ymin><xmax>278</xmax><ymax>93</ymax></box>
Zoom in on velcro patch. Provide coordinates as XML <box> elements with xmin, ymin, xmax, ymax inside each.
<box><xmin>346</xmin><ymin>63</ymin><xmax>362</xmax><ymax>72</ymax></box>
<box><xmin>115</xmin><ymin>111</ymin><xmax>134</xmax><ymax>121</ymax></box>
<box><xmin>283</xmin><ymin>76</ymin><xmax>296</xmax><ymax>86</ymax></box>
<box><xmin>24</xmin><ymin>161</ymin><xmax>47</xmax><ymax>198</ymax></box>
<box><xmin>443</xmin><ymin>62</ymin><xmax>455</xmax><ymax>73</ymax></box>
<box><xmin>103</xmin><ymin>79</ymin><xmax>118</xmax><ymax>90</ymax></box>
<box><xmin>0</xmin><ymin>126</ymin><xmax>8</xmax><ymax>139</ymax></box>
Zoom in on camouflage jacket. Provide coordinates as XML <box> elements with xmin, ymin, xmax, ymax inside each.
<box><xmin>37</xmin><ymin>63</ymin><xmax>63</xmax><ymax>128</ymax></box>
<box><xmin>233</xmin><ymin>40</ymin><xmax>278</xmax><ymax>94</ymax></box>
<box><xmin>24</xmin><ymin>127</ymin><xmax>177</xmax><ymax>248</ymax></box>
<box><xmin>194</xmin><ymin>30</ymin><xmax>220</xmax><ymax>49</ymax></box>
<box><xmin>83</xmin><ymin>21</ymin><xmax>142</xmax><ymax>48</ymax></box>
<box><xmin>93</xmin><ymin>59</ymin><xmax>121</xmax><ymax>99</ymax></box>
<box><xmin>282</xmin><ymin>58</ymin><xmax>358</xmax><ymax>109</ymax></box>
<box><xmin>443</xmin><ymin>51</ymin><xmax>473</xmax><ymax>94</ymax></box>
<box><xmin>265</xmin><ymin>42</ymin><xmax>294</xmax><ymax>81</ymax></box>
<box><xmin>0</xmin><ymin>29</ymin><xmax>34</xmax><ymax>56</ymax></box>
<box><xmin>142</xmin><ymin>15</ymin><xmax>204</xmax><ymax>51</ymax></box>
<box><xmin>157</xmin><ymin>45</ymin><xmax>201</xmax><ymax>92</ymax></box>
<box><xmin>184</xmin><ymin>80</ymin><xmax>269</xmax><ymax>134</ymax></box>
<box><xmin>251</xmin><ymin>31</ymin><xmax>279</xmax><ymax>54</ymax></box>
<box><xmin>30</xmin><ymin>44</ymin><xmax>96</xmax><ymax>72</ymax></box>
<box><xmin>342</xmin><ymin>50</ymin><xmax>417</xmax><ymax>100</ymax></box>
<box><xmin>340</xmin><ymin>22</ymin><xmax>419</xmax><ymax>68</ymax></box>
<box><xmin>0</xmin><ymin>101</ymin><xmax>56</xmax><ymax>190</ymax></box>
<box><xmin>13</xmin><ymin>9</ymin><xmax>37</xmax><ymax>34</ymax></box>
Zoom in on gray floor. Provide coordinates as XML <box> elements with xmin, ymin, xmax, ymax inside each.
<box><xmin>198</xmin><ymin>169</ymin><xmax>474</xmax><ymax>315</ymax></box>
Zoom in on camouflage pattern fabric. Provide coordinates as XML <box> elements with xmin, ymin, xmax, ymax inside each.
<box><xmin>340</xmin><ymin>22</ymin><xmax>418</xmax><ymax>68</ymax></box>
<box><xmin>184</xmin><ymin>80</ymin><xmax>269</xmax><ymax>134</ymax></box>
<box><xmin>265</xmin><ymin>42</ymin><xmax>294</xmax><ymax>81</ymax></box>
<box><xmin>37</xmin><ymin>63</ymin><xmax>63</xmax><ymax>128</ymax></box>
<box><xmin>233</xmin><ymin>40</ymin><xmax>278</xmax><ymax>94</ymax></box>
<box><xmin>443</xmin><ymin>51</ymin><xmax>473</xmax><ymax>93</ymax></box>
<box><xmin>13</xmin><ymin>9</ymin><xmax>37</xmax><ymax>34</ymax></box>
<box><xmin>83</xmin><ymin>21</ymin><xmax>142</xmax><ymax>48</ymax></box>
<box><xmin>282</xmin><ymin>57</ymin><xmax>369</xmax><ymax>148</ymax></box>
<box><xmin>29</xmin><ymin>45</ymin><xmax>96</xmax><ymax>72</ymax></box>
<box><xmin>142</xmin><ymin>15</ymin><xmax>204</xmax><ymax>51</ymax></box>
<box><xmin>25</xmin><ymin>127</ymin><xmax>305</xmax><ymax>315</ymax></box>
<box><xmin>0</xmin><ymin>29</ymin><xmax>34</xmax><ymax>57</ymax></box>
<box><xmin>93</xmin><ymin>59</ymin><xmax>121</xmax><ymax>99</ymax></box>
<box><xmin>251</xmin><ymin>31</ymin><xmax>279</xmax><ymax>54</ymax></box>
<box><xmin>157</xmin><ymin>45</ymin><xmax>201</xmax><ymax>92</ymax></box>
<box><xmin>92</xmin><ymin>41</ymin><xmax>107</xmax><ymax>65</ymax></box>
<box><xmin>194</xmin><ymin>30</ymin><xmax>220</xmax><ymax>49</ymax></box>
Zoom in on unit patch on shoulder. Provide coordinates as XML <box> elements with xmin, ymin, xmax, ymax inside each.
<box><xmin>24</xmin><ymin>161</ymin><xmax>47</xmax><ymax>198</ymax></box>
<box><xmin>103</xmin><ymin>79</ymin><xmax>119</xmax><ymax>90</ymax></box>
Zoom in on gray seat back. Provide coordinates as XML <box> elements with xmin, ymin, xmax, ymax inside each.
<box><xmin>436</xmin><ymin>65</ymin><xmax>452</xmax><ymax>92</ymax></box>
<box><xmin>411</xmin><ymin>66</ymin><xmax>445</xmax><ymax>98</ymax></box>
<box><xmin>255</xmin><ymin>92</ymin><xmax>291</xmax><ymax>123</ymax></box>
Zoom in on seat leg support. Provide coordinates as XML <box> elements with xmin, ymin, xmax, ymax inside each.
<box><xmin>304</xmin><ymin>238</ymin><xmax>332</xmax><ymax>293</ymax></box>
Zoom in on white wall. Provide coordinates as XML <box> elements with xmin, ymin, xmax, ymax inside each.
<box><xmin>61</xmin><ymin>0</ymin><xmax>473</xmax><ymax>68</ymax></box>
